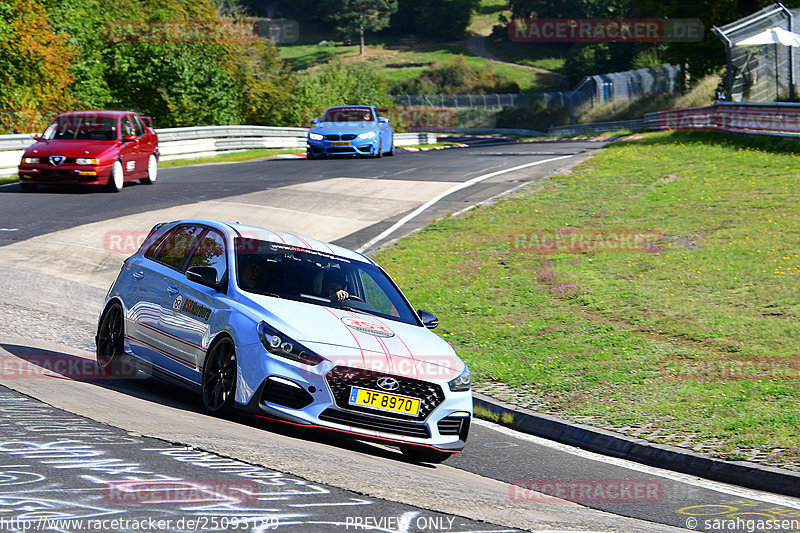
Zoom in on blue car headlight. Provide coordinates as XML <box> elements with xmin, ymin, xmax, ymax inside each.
<box><xmin>448</xmin><ymin>366</ymin><xmax>471</xmax><ymax>392</ymax></box>
<box><xmin>308</xmin><ymin>132</ymin><xmax>324</xmax><ymax>141</ymax></box>
<box><xmin>258</xmin><ymin>322</ymin><xmax>324</xmax><ymax>366</ymax></box>
<box><xmin>357</xmin><ymin>131</ymin><xmax>376</xmax><ymax>139</ymax></box>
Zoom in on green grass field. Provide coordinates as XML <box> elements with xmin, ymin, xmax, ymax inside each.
<box><xmin>278</xmin><ymin>33</ymin><xmax>561</xmax><ymax>92</ymax></box>
<box><xmin>375</xmin><ymin>131</ymin><xmax>800</xmax><ymax>465</ymax></box>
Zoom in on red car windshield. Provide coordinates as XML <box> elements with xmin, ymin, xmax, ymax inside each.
<box><xmin>42</xmin><ymin>115</ymin><xmax>118</xmax><ymax>141</ymax></box>
<box><xmin>321</xmin><ymin>108</ymin><xmax>374</xmax><ymax>122</ymax></box>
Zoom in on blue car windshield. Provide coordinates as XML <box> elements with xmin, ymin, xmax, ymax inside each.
<box><xmin>321</xmin><ymin>107</ymin><xmax>374</xmax><ymax>122</ymax></box>
<box><xmin>235</xmin><ymin>238</ymin><xmax>418</xmax><ymax>325</ymax></box>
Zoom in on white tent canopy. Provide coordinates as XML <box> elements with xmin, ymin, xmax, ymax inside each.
<box><xmin>735</xmin><ymin>26</ymin><xmax>800</xmax><ymax>47</ymax></box>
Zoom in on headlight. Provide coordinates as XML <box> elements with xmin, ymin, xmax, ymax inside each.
<box><xmin>22</xmin><ymin>158</ymin><xmax>39</xmax><ymax>164</ymax></box>
<box><xmin>258</xmin><ymin>322</ymin><xmax>323</xmax><ymax>366</ymax></box>
<box><xmin>308</xmin><ymin>132</ymin><xmax>323</xmax><ymax>141</ymax></box>
<box><xmin>357</xmin><ymin>131</ymin><xmax>376</xmax><ymax>139</ymax></box>
<box><xmin>75</xmin><ymin>158</ymin><xmax>100</xmax><ymax>165</ymax></box>
<box><xmin>448</xmin><ymin>366</ymin><xmax>471</xmax><ymax>392</ymax></box>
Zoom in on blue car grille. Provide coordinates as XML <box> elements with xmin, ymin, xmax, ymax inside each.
<box><xmin>323</xmin><ymin>134</ymin><xmax>340</xmax><ymax>141</ymax></box>
<box><xmin>341</xmin><ymin>134</ymin><xmax>357</xmax><ymax>141</ymax></box>
<box><xmin>325</xmin><ymin>366</ymin><xmax>444</xmax><ymax>421</ymax></box>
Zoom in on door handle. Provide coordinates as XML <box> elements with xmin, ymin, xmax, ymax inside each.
<box><xmin>132</xmin><ymin>271</ymin><xmax>144</xmax><ymax>280</ymax></box>
<box><xmin>166</xmin><ymin>286</ymin><xmax>180</xmax><ymax>295</ymax></box>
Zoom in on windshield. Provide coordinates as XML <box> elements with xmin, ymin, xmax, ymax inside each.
<box><xmin>42</xmin><ymin>115</ymin><xmax>118</xmax><ymax>141</ymax></box>
<box><xmin>235</xmin><ymin>238</ymin><xmax>419</xmax><ymax>325</ymax></box>
<box><xmin>320</xmin><ymin>107</ymin><xmax>374</xmax><ymax>122</ymax></box>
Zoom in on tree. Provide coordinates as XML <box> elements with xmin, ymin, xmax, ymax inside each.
<box><xmin>392</xmin><ymin>0</ymin><xmax>480</xmax><ymax>40</ymax></box>
<box><xmin>0</xmin><ymin>0</ymin><xmax>76</xmax><ymax>133</ymax></box>
<box><xmin>326</xmin><ymin>0</ymin><xmax>398</xmax><ymax>55</ymax></box>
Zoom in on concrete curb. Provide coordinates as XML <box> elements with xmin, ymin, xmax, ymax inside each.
<box><xmin>473</xmin><ymin>392</ymin><xmax>800</xmax><ymax>498</ymax></box>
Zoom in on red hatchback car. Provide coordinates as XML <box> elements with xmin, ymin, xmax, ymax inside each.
<box><xmin>17</xmin><ymin>111</ymin><xmax>159</xmax><ymax>192</ymax></box>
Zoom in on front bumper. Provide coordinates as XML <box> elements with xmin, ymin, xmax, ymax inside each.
<box><xmin>236</xmin><ymin>347</ymin><xmax>471</xmax><ymax>452</ymax></box>
<box><xmin>18</xmin><ymin>163</ymin><xmax>113</xmax><ymax>185</ymax></box>
<box><xmin>307</xmin><ymin>137</ymin><xmax>379</xmax><ymax>157</ymax></box>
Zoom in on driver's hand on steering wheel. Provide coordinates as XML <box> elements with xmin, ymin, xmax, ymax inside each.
<box><xmin>332</xmin><ymin>289</ymin><xmax>349</xmax><ymax>302</ymax></box>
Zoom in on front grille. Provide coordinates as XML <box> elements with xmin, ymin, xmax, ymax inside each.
<box><xmin>438</xmin><ymin>415</ymin><xmax>470</xmax><ymax>440</ymax></box>
<box><xmin>323</xmin><ymin>134</ymin><xmax>340</xmax><ymax>141</ymax></box>
<box><xmin>260</xmin><ymin>377</ymin><xmax>314</xmax><ymax>409</ymax></box>
<box><xmin>319</xmin><ymin>408</ymin><xmax>431</xmax><ymax>438</ymax></box>
<box><xmin>38</xmin><ymin>170</ymin><xmax>76</xmax><ymax>181</ymax></box>
<box><xmin>341</xmin><ymin>134</ymin><xmax>357</xmax><ymax>141</ymax></box>
<box><xmin>325</xmin><ymin>366</ymin><xmax>445</xmax><ymax>421</ymax></box>
<box><xmin>327</xmin><ymin>147</ymin><xmax>356</xmax><ymax>153</ymax></box>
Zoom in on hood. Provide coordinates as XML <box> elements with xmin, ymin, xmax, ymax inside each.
<box><xmin>310</xmin><ymin>121</ymin><xmax>376</xmax><ymax>134</ymax></box>
<box><xmin>24</xmin><ymin>140</ymin><xmax>117</xmax><ymax>160</ymax></box>
<box><xmin>244</xmin><ymin>294</ymin><xmax>463</xmax><ymax>381</ymax></box>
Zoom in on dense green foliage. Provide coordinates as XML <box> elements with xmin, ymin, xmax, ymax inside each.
<box><xmin>505</xmin><ymin>0</ymin><xmax>800</xmax><ymax>84</ymax></box>
<box><xmin>390</xmin><ymin>0</ymin><xmax>481</xmax><ymax>40</ymax></box>
<box><xmin>391</xmin><ymin>55</ymin><xmax>520</xmax><ymax>94</ymax></box>
<box><xmin>0</xmin><ymin>0</ymin><xmax>298</xmax><ymax>132</ymax></box>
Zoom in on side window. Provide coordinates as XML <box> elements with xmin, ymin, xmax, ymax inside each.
<box><xmin>359</xmin><ymin>270</ymin><xmax>399</xmax><ymax>317</ymax></box>
<box><xmin>144</xmin><ymin>225</ymin><xmax>204</xmax><ymax>270</ymax></box>
<box><xmin>187</xmin><ymin>230</ymin><xmax>227</xmax><ymax>282</ymax></box>
<box><xmin>130</xmin><ymin>115</ymin><xmax>145</xmax><ymax>137</ymax></box>
<box><xmin>121</xmin><ymin>116</ymin><xmax>135</xmax><ymax>138</ymax></box>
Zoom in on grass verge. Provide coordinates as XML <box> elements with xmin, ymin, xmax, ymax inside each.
<box><xmin>376</xmin><ymin>131</ymin><xmax>800</xmax><ymax>466</ymax></box>
<box><xmin>157</xmin><ymin>149</ymin><xmax>299</xmax><ymax>168</ymax></box>
<box><xmin>0</xmin><ymin>174</ymin><xmax>18</xmax><ymax>185</ymax></box>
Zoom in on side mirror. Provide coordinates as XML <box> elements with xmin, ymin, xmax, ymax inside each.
<box><xmin>186</xmin><ymin>266</ymin><xmax>222</xmax><ymax>290</ymax></box>
<box><xmin>123</xmin><ymin>134</ymin><xmax>136</xmax><ymax>142</ymax></box>
<box><xmin>310</xmin><ymin>118</ymin><xmax>318</xmax><ymax>126</ymax></box>
<box><xmin>379</xmin><ymin>117</ymin><xmax>389</xmax><ymax>123</ymax></box>
<box><xmin>417</xmin><ymin>310</ymin><xmax>439</xmax><ymax>329</ymax></box>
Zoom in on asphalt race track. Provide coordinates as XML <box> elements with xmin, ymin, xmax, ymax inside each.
<box><xmin>0</xmin><ymin>139</ymin><xmax>798</xmax><ymax>533</ymax></box>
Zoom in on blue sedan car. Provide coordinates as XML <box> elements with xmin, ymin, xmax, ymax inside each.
<box><xmin>306</xmin><ymin>105</ymin><xmax>394</xmax><ymax>159</ymax></box>
<box><xmin>96</xmin><ymin>220</ymin><xmax>472</xmax><ymax>463</ymax></box>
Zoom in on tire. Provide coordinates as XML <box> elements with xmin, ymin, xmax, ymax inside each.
<box><xmin>108</xmin><ymin>160</ymin><xmax>124</xmax><ymax>192</ymax></box>
<box><xmin>306</xmin><ymin>149</ymin><xmax>316</xmax><ymax>160</ymax></box>
<box><xmin>201</xmin><ymin>337</ymin><xmax>237</xmax><ymax>416</ymax></box>
<box><xmin>374</xmin><ymin>136</ymin><xmax>383</xmax><ymax>158</ymax></box>
<box><xmin>140</xmin><ymin>154</ymin><xmax>157</xmax><ymax>184</ymax></box>
<box><xmin>399</xmin><ymin>445</ymin><xmax>453</xmax><ymax>464</ymax></box>
<box><xmin>387</xmin><ymin>135</ymin><xmax>394</xmax><ymax>156</ymax></box>
<box><xmin>19</xmin><ymin>182</ymin><xmax>37</xmax><ymax>192</ymax></box>
<box><xmin>96</xmin><ymin>302</ymin><xmax>136</xmax><ymax>378</ymax></box>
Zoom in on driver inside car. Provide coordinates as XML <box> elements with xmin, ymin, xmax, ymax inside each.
<box><xmin>322</xmin><ymin>270</ymin><xmax>350</xmax><ymax>302</ymax></box>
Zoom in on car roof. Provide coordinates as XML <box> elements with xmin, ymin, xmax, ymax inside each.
<box><xmin>163</xmin><ymin>220</ymin><xmax>375</xmax><ymax>265</ymax></box>
<box><xmin>324</xmin><ymin>105</ymin><xmax>374</xmax><ymax>110</ymax></box>
<box><xmin>55</xmin><ymin>111</ymin><xmax>133</xmax><ymax>118</ymax></box>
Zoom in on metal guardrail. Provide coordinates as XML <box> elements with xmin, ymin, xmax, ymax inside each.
<box><xmin>0</xmin><ymin>128</ymin><xmax>437</xmax><ymax>176</ymax></box>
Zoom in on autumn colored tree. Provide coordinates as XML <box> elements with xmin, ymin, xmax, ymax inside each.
<box><xmin>0</xmin><ymin>0</ymin><xmax>76</xmax><ymax>133</ymax></box>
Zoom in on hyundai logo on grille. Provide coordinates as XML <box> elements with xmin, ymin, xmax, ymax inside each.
<box><xmin>376</xmin><ymin>377</ymin><xmax>400</xmax><ymax>391</ymax></box>
<box><xmin>49</xmin><ymin>155</ymin><xmax>65</xmax><ymax>166</ymax></box>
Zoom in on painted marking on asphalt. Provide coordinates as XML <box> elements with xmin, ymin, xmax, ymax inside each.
<box><xmin>0</xmin><ymin>228</ymin><xmax>18</xmax><ymax>231</ymax></box>
<box><xmin>0</xmin><ymin>183</ymin><xmax>18</xmax><ymax>188</ymax></box>
<box><xmin>356</xmin><ymin>154</ymin><xmax>574</xmax><ymax>253</ymax></box>
<box><xmin>473</xmin><ymin>419</ymin><xmax>800</xmax><ymax>509</ymax></box>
